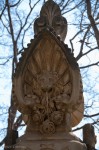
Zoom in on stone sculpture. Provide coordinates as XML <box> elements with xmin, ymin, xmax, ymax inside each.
<box><xmin>12</xmin><ymin>0</ymin><xmax>94</xmax><ymax>150</ymax></box>
<box><xmin>34</xmin><ymin>0</ymin><xmax>67</xmax><ymax>41</ymax></box>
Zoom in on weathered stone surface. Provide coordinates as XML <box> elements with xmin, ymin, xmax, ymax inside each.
<box><xmin>13</xmin><ymin>0</ymin><xmax>86</xmax><ymax>150</ymax></box>
<box><xmin>13</xmin><ymin>30</ymin><xmax>84</xmax><ymax>131</ymax></box>
<box><xmin>34</xmin><ymin>0</ymin><xmax>67</xmax><ymax>41</ymax></box>
<box><xmin>14</xmin><ymin>131</ymin><xmax>87</xmax><ymax>150</ymax></box>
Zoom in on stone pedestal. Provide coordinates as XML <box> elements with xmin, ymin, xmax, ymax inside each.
<box><xmin>15</xmin><ymin>131</ymin><xmax>87</xmax><ymax>150</ymax></box>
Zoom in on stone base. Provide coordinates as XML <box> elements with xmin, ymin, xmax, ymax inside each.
<box><xmin>14</xmin><ymin>131</ymin><xmax>87</xmax><ymax>150</ymax></box>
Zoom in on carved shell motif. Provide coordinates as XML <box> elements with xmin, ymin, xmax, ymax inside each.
<box><xmin>13</xmin><ymin>29</ymin><xmax>84</xmax><ymax>129</ymax></box>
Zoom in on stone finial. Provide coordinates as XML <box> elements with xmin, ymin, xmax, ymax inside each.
<box><xmin>34</xmin><ymin>0</ymin><xmax>67</xmax><ymax>41</ymax></box>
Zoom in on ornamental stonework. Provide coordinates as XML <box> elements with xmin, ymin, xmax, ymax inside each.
<box><xmin>13</xmin><ymin>29</ymin><xmax>84</xmax><ymax>133</ymax></box>
<box><xmin>12</xmin><ymin>0</ymin><xmax>96</xmax><ymax>150</ymax></box>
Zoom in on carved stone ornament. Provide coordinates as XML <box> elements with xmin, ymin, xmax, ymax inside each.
<box><xmin>13</xmin><ymin>27</ymin><xmax>84</xmax><ymax>133</ymax></box>
<box><xmin>13</xmin><ymin>0</ymin><xmax>84</xmax><ymax>142</ymax></box>
<box><xmin>34</xmin><ymin>0</ymin><xmax>67</xmax><ymax>41</ymax></box>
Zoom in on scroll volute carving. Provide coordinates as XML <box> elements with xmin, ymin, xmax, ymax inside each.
<box><xmin>34</xmin><ymin>0</ymin><xmax>67</xmax><ymax>41</ymax></box>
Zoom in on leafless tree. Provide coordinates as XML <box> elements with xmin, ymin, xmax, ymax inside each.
<box><xmin>0</xmin><ymin>0</ymin><xmax>99</xmax><ymax>149</ymax></box>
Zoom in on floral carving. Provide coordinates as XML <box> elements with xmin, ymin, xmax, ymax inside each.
<box><xmin>32</xmin><ymin>111</ymin><xmax>44</xmax><ymax>124</ymax></box>
<box><xmin>40</xmin><ymin>120</ymin><xmax>55</xmax><ymax>134</ymax></box>
<box><xmin>13</xmin><ymin>28</ymin><xmax>84</xmax><ymax>133</ymax></box>
<box><xmin>13</xmin><ymin>1</ymin><xmax>86</xmax><ymax>150</ymax></box>
<box><xmin>50</xmin><ymin>111</ymin><xmax>64</xmax><ymax>125</ymax></box>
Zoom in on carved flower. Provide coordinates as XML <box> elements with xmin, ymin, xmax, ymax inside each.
<box><xmin>40</xmin><ymin>120</ymin><xmax>55</xmax><ymax>134</ymax></box>
<box><xmin>50</xmin><ymin>111</ymin><xmax>64</xmax><ymax>125</ymax></box>
<box><xmin>32</xmin><ymin>111</ymin><xmax>44</xmax><ymax>124</ymax></box>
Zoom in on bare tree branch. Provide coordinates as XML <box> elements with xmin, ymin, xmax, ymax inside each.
<box><xmin>73</xmin><ymin>120</ymin><xmax>99</xmax><ymax>132</ymax></box>
<box><xmin>70</xmin><ymin>29</ymin><xmax>83</xmax><ymax>53</ymax></box>
<box><xmin>76</xmin><ymin>25</ymin><xmax>91</xmax><ymax>61</ymax></box>
<box><xmin>80</xmin><ymin>61</ymin><xmax>99</xmax><ymax>69</ymax></box>
<box><xmin>0</xmin><ymin>5</ymin><xmax>6</xmax><ymax>20</ymax></box>
<box><xmin>0</xmin><ymin>137</ymin><xmax>7</xmax><ymax>147</ymax></box>
<box><xmin>13</xmin><ymin>114</ymin><xmax>22</xmax><ymax>130</ymax></box>
<box><xmin>84</xmin><ymin>113</ymin><xmax>99</xmax><ymax>118</ymax></box>
<box><xmin>16</xmin><ymin>0</ymin><xmax>40</xmax><ymax>42</ymax></box>
<box><xmin>86</xmin><ymin>0</ymin><xmax>99</xmax><ymax>48</ymax></box>
<box><xmin>8</xmin><ymin>0</ymin><xmax>21</xmax><ymax>7</ymax></box>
